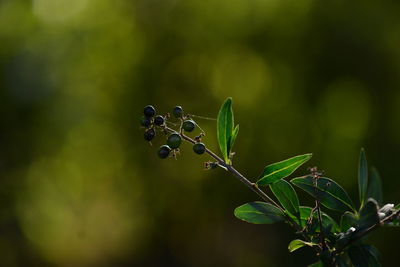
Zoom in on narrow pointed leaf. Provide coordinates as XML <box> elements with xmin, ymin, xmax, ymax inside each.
<box><xmin>234</xmin><ymin>201</ymin><xmax>285</xmax><ymax>224</ymax></box>
<box><xmin>340</xmin><ymin>211</ymin><xmax>358</xmax><ymax>231</ymax></box>
<box><xmin>367</xmin><ymin>167</ymin><xmax>383</xmax><ymax>205</ymax></box>
<box><xmin>257</xmin><ymin>154</ymin><xmax>312</xmax><ymax>186</ymax></box>
<box><xmin>365</xmin><ymin>245</ymin><xmax>381</xmax><ymax>265</ymax></box>
<box><xmin>308</xmin><ymin>261</ymin><xmax>323</xmax><ymax>267</ymax></box>
<box><xmin>358</xmin><ymin>148</ymin><xmax>368</xmax><ymax>207</ymax></box>
<box><xmin>336</xmin><ymin>257</ymin><xmax>350</xmax><ymax>267</ymax></box>
<box><xmin>395</xmin><ymin>203</ymin><xmax>400</xmax><ymax>210</ymax></box>
<box><xmin>349</xmin><ymin>245</ymin><xmax>381</xmax><ymax>267</ymax></box>
<box><xmin>341</xmin><ymin>200</ymin><xmax>381</xmax><ymax>232</ymax></box>
<box><xmin>291</xmin><ymin>176</ymin><xmax>356</xmax><ymax>212</ymax></box>
<box><xmin>270</xmin><ymin>179</ymin><xmax>300</xmax><ymax>223</ymax></box>
<box><xmin>358</xmin><ymin>198</ymin><xmax>380</xmax><ymax>230</ymax></box>
<box><xmin>288</xmin><ymin>239</ymin><xmax>317</xmax><ymax>252</ymax></box>
<box><xmin>217</xmin><ymin>97</ymin><xmax>234</xmax><ymax>164</ymax></box>
<box><xmin>230</xmin><ymin>124</ymin><xmax>239</xmax><ymax>150</ymax></box>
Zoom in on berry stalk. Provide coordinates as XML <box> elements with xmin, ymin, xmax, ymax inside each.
<box><xmin>163</xmin><ymin>125</ymin><xmax>304</xmax><ymax>233</ymax></box>
<box><xmin>140</xmin><ymin>104</ymin><xmax>304</xmax><ymax>236</ymax></box>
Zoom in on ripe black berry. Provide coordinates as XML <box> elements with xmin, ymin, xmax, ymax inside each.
<box><xmin>140</xmin><ymin>116</ymin><xmax>151</xmax><ymax>127</ymax></box>
<box><xmin>144</xmin><ymin>128</ymin><xmax>156</xmax><ymax>141</ymax></box>
<box><xmin>167</xmin><ymin>133</ymin><xmax>182</xmax><ymax>149</ymax></box>
<box><xmin>154</xmin><ymin>115</ymin><xmax>164</xmax><ymax>126</ymax></box>
<box><xmin>158</xmin><ymin>145</ymin><xmax>171</xmax><ymax>159</ymax></box>
<box><xmin>173</xmin><ymin>106</ymin><xmax>183</xmax><ymax>118</ymax></box>
<box><xmin>144</xmin><ymin>105</ymin><xmax>156</xmax><ymax>117</ymax></box>
<box><xmin>193</xmin><ymin>143</ymin><xmax>206</xmax><ymax>154</ymax></box>
<box><xmin>182</xmin><ymin>120</ymin><xmax>196</xmax><ymax>132</ymax></box>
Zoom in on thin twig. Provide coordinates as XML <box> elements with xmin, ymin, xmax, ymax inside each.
<box><xmin>309</xmin><ymin>168</ymin><xmax>328</xmax><ymax>251</ymax></box>
<box><xmin>187</xmin><ymin>114</ymin><xmax>217</xmax><ymax>121</ymax></box>
<box><xmin>316</xmin><ymin>199</ymin><xmax>327</xmax><ymax>250</ymax></box>
<box><xmin>163</xmin><ymin>126</ymin><xmax>304</xmax><ymax>233</ymax></box>
<box><xmin>334</xmin><ymin>209</ymin><xmax>400</xmax><ymax>255</ymax></box>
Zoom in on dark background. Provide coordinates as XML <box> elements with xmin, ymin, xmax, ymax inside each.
<box><xmin>0</xmin><ymin>0</ymin><xmax>399</xmax><ymax>266</ymax></box>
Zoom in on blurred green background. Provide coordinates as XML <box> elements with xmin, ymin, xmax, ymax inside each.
<box><xmin>1</xmin><ymin>0</ymin><xmax>399</xmax><ymax>266</ymax></box>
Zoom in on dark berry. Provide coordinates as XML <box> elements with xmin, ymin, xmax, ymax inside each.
<box><xmin>182</xmin><ymin>120</ymin><xmax>196</xmax><ymax>132</ymax></box>
<box><xmin>158</xmin><ymin>145</ymin><xmax>171</xmax><ymax>159</ymax></box>
<box><xmin>167</xmin><ymin>133</ymin><xmax>182</xmax><ymax>149</ymax></box>
<box><xmin>193</xmin><ymin>143</ymin><xmax>206</xmax><ymax>154</ymax></box>
<box><xmin>172</xmin><ymin>106</ymin><xmax>183</xmax><ymax>118</ymax></box>
<box><xmin>154</xmin><ymin>115</ymin><xmax>165</xmax><ymax>126</ymax></box>
<box><xmin>144</xmin><ymin>128</ymin><xmax>156</xmax><ymax>141</ymax></box>
<box><xmin>140</xmin><ymin>116</ymin><xmax>151</xmax><ymax>127</ymax></box>
<box><xmin>144</xmin><ymin>105</ymin><xmax>156</xmax><ymax>117</ymax></box>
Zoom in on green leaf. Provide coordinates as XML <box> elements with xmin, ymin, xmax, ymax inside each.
<box><xmin>270</xmin><ymin>179</ymin><xmax>300</xmax><ymax>223</ymax></box>
<box><xmin>257</xmin><ymin>154</ymin><xmax>312</xmax><ymax>186</ymax></box>
<box><xmin>234</xmin><ymin>201</ymin><xmax>286</xmax><ymax>224</ymax></box>
<box><xmin>217</xmin><ymin>97</ymin><xmax>238</xmax><ymax>164</ymax></box>
<box><xmin>289</xmin><ymin>206</ymin><xmax>339</xmax><ymax>232</ymax></box>
<box><xmin>340</xmin><ymin>211</ymin><xmax>358</xmax><ymax>232</ymax></box>
<box><xmin>335</xmin><ymin>256</ymin><xmax>350</xmax><ymax>267</ymax></box>
<box><xmin>230</xmin><ymin>124</ymin><xmax>239</xmax><ymax>150</ymax></box>
<box><xmin>288</xmin><ymin>239</ymin><xmax>317</xmax><ymax>252</ymax></box>
<box><xmin>367</xmin><ymin>167</ymin><xmax>383</xmax><ymax>205</ymax></box>
<box><xmin>358</xmin><ymin>148</ymin><xmax>368</xmax><ymax>207</ymax></box>
<box><xmin>340</xmin><ymin>200</ymin><xmax>380</xmax><ymax>234</ymax></box>
<box><xmin>348</xmin><ymin>244</ymin><xmax>381</xmax><ymax>267</ymax></box>
<box><xmin>365</xmin><ymin>245</ymin><xmax>381</xmax><ymax>264</ymax></box>
<box><xmin>395</xmin><ymin>203</ymin><xmax>400</xmax><ymax>210</ymax></box>
<box><xmin>217</xmin><ymin>97</ymin><xmax>234</xmax><ymax>164</ymax></box>
<box><xmin>358</xmin><ymin>198</ymin><xmax>380</xmax><ymax>230</ymax></box>
<box><xmin>308</xmin><ymin>261</ymin><xmax>323</xmax><ymax>267</ymax></box>
<box><xmin>388</xmin><ymin>217</ymin><xmax>400</xmax><ymax>227</ymax></box>
<box><xmin>291</xmin><ymin>176</ymin><xmax>356</xmax><ymax>213</ymax></box>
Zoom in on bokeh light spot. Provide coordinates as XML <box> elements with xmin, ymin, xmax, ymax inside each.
<box><xmin>211</xmin><ymin>48</ymin><xmax>271</xmax><ymax>106</ymax></box>
<box><xmin>33</xmin><ymin>0</ymin><xmax>89</xmax><ymax>24</ymax></box>
<box><xmin>319</xmin><ymin>79</ymin><xmax>371</xmax><ymax>140</ymax></box>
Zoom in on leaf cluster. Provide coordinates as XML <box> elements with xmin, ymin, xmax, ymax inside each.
<box><xmin>147</xmin><ymin>98</ymin><xmax>399</xmax><ymax>267</ymax></box>
<box><xmin>216</xmin><ymin>98</ymin><xmax>399</xmax><ymax>267</ymax></box>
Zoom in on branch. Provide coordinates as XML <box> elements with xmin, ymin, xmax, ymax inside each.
<box><xmin>335</xmin><ymin>209</ymin><xmax>400</xmax><ymax>255</ymax></box>
<box><xmin>316</xmin><ymin>199</ymin><xmax>327</xmax><ymax>250</ymax></box>
<box><xmin>163</xmin><ymin>126</ymin><xmax>304</xmax><ymax>232</ymax></box>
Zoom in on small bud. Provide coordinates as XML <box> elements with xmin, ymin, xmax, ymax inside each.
<box><xmin>379</xmin><ymin>203</ymin><xmax>394</xmax><ymax>214</ymax></box>
<box><xmin>336</xmin><ymin>233</ymin><xmax>344</xmax><ymax>239</ymax></box>
<box><xmin>194</xmin><ymin>133</ymin><xmax>204</xmax><ymax>142</ymax></box>
<box><xmin>346</xmin><ymin>227</ymin><xmax>356</xmax><ymax>235</ymax></box>
<box><xmin>204</xmin><ymin>161</ymin><xmax>218</xmax><ymax>170</ymax></box>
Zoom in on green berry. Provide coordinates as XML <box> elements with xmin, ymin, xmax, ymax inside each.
<box><xmin>193</xmin><ymin>143</ymin><xmax>206</xmax><ymax>154</ymax></box>
<box><xmin>182</xmin><ymin>120</ymin><xmax>196</xmax><ymax>132</ymax></box>
<box><xmin>167</xmin><ymin>133</ymin><xmax>182</xmax><ymax>149</ymax></box>
<box><xmin>144</xmin><ymin>105</ymin><xmax>156</xmax><ymax>117</ymax></box>
<box><xmin>154</xmin><ymin>115</ymin><xmax>164</xmax><ymax>126</ymax></box>
<box><xmin>140</xmin><ymin>116</ymin><xmax>151</xmax><ymax>127</ymax></box>
<box><xmin>144</xmin><ymin>128</ymin><xmax>155</xmax><ymax>141</ymax></box>
<box><xmin>158</xmin><ymin>145</ymin><xmax>171</xmax><ymax>159</ymax></box>
<box><xmin>173</xmin><ymin>106</ymin><xmax>183</xmax><ymax>118</ymax></box>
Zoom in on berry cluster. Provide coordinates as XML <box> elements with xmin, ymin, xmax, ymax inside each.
<box><xmin>140</xmin><ymin>105</ymin><xmax>206</xmax><ymax>159</ymax></box>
